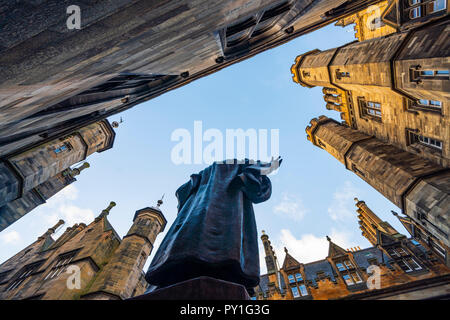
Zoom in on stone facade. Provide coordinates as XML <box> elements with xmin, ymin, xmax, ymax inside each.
<box><xmin>0</xmin><ymin>0</ymin><xmax>386</xmax><ymax>167</ymax></box>
<box><xmin>0</xmin><ymin>201</ymin><xmax>166</xmax><ymax>300</ymax></box>
<box><xmin>291</xmin><ymin>2</ymin><xmax>449</xmax><ymax>264</ymax></box>
<box><xmin>0</xmin><ymin>120</ymin><xmax>115</xmax><ymax>231</ymax></box>
<box><xmin>255</xmin><ymin>199</ymin><xmax>450</xmax><ymax>300</ymax></box>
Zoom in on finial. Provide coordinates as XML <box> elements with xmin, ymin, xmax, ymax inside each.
<box><xmin>262</xmin><ymin>230</ymin><xmax>266</xmax><ymax>235</ymax></box>
<box><xmin>157</xmin><ymin>194</ymin><xmax>164</xmax><ymax>207</ymax></box>
<box><xmin>284</xmin><ymin>247</ymin><xmax>288</xmax><ymax>254</ymax></box>
<box><xmin>326</xmin><ymin>235</ymin><xmax>331</xmax><ymax>241</ymax></box>
<box><xmin>391</xmin><ymin>210</ymin><xmax>398</xmax><ymax>216</ymax></box>
<box><xmin>39</xmin><ymin>219</ymin><xmax>65</xmax><ymax>240</ymax></box>
<box><xmin>70</xmin><ymin>162</ymin><xmax>90</xmax><ymax>177</ymax></box>
<box><xmin>354</xmin><ymin>197</ymin><xmax>359</xmax><ymax>202</ymax></box>
<box><xmin>97</xmin><ymin>201</ymin><xmax>116</xmax><ymax>220</ymax></box>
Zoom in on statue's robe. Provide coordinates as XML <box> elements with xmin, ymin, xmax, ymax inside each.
<box><xmin>145</xmin><ymin>160</ymin><xmax>274</xmax><ymax>289</ymax></box>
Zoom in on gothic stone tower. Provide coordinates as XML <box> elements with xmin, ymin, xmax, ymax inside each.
<box><xmin>257</xmin><ymin>231</ymin><xmax>286</xmax><ymax>300</ymax></box>
<box><xmin>305</xmin><ymin>116</ymin><xmax>449</xmax><ymax>250</ymax></box>
<box><xmin>81</xmin><ymin>200</ymin><xmax>167</xmax><ymax>300</ymax></box>
<box><xmin>293</xmin><ymin>6</ymin><xmax>449</xmax><ymax>256</ymax></box>
<box><xmin>0</xmin><ymin>162</ymin><xmax>90</xmax><ymax>232</ymax></box>
<box><xmin>0</xmin><ymin>120</ymin><xmax>115</xmax><ymax>231</ymax></box>
<box><xmin>0</xmin><ymin>201</ymin><xmax>165</xmax><ymax>300</ymax></box>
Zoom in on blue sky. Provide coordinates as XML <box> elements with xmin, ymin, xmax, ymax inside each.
<box><xmin>0</xmin><ymin>24</ymin><xmax>407</xmax><ymax>274</ymax></box>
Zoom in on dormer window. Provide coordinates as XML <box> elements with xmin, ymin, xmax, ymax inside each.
<box><xmin>44</xmin><ymin>250</ymin><xmax>79</xmax><ymax>281</ymax></box>
<box><xmin>6</xmin><ymin>261</ymin><xmax>44</xmax><ymax>291</ymax></box>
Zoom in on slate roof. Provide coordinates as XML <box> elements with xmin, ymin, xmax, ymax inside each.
<box><xmin>352</xmin><ymin>246</ymin><xmax>393</xmax><ymax>269</ymax></box>
<box><xmin>304</xmin><ymin>259</ymin><xmax>337</xmax><ymax>287</ymax></box>
<box><xmin>257</xmin><ymin>272</ymin><xmax>287</xmax><ymax>295</ymax></box>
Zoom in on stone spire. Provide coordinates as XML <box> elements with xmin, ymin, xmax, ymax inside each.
<box><xmin>67</xmin><ymin>162</ymin><xmax>90</xmax><ymax>178</ymax></box>
<box><xmin>38</xmin><ymin>219</ymin><xmax>65</xmax><ymax>240</ymax></box>
<box><xmin>261</xmin><ymin>231</ymin><xmax>278</xmax><ymax>275</ymax></box>
<box><xmin>95</xmin><ymin>201</ymin><xmax>116</xmax><ymax>221</ymax></box>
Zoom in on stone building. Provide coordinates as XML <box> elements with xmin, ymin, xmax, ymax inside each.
<box><xmin>0</xmin><ymin>0</ymin><xmax>387</xmax><ymax>170</ymax></box>
<box><xmin>0</xmin><ymin>200</ymin><xmax>166</xmax><ymax>300</ymax></box>
<box><xmin>0</xmin><ymin>120</ymin><xmax>115</xmax><ymax>232</ymax></box>
<box><xmin>254</xmin><ymin>199</ymin><xmax>450</xmax><ymax>300</ymax></box>
<box><xmin>291</xmin><ymin>1</ymin><xmax>449</xmax><ymax>265</ymax></box>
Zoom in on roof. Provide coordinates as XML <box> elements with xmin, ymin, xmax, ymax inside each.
<box><xmin>257</xmin><ymin>272</ymin><xmax>287</xmax><ymax>296</ymax></box>
<box><xmin>304</xmin><ymin>259</ymin><xmax>338</xmax><ymax>287</ymax></box>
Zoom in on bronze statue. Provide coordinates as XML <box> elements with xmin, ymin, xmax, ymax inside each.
<box><xmin>145</xmin><ymin>158</ymin><xmax>281</xmax><ymax>292</ymax></box>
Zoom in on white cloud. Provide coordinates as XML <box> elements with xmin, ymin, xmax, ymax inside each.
<box><xmin>60</xmin><ymin>205</ymin><xmax>94</xmax><ymax>226</ymax></box>
<box><xmin>277</xmin><ymin>228</ymin><xmax>354</xmax><ymax>264</ymax></box>
<box><xmin>328</xmin><ymin>181</ymin><xmax>359</xmax><ymax>221</ymax></box>
<box><xmin>0</xmin><ymin>230</ymin><xmax>21</xmax><ymax>245</ymax></box>
<box><xmin>273</xmin><ymin>194</ymin><xmax>307</xmax><ymax>221</ymax></box>
<box><xmin>36</xmin><ymin>185</ymin><xmax>94</xmax><ymax>233</ymax></box>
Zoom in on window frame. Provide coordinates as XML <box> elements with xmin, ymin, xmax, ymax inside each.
<box><xmin>407</xmin><ymin>98</ymin><xmax>443</xmax><ymax>113</ymax></box>
<box><xmin>5</xmin><ymin>261</ymin><xmax>44</xmax><ymax>292</ymax></box>
<box><xmin>404</xmin><ymin>0</ymin><xmax>447</xmax><ymax>20</ymax></box>
<box><xmin>43</xmin><ymin>249</ymin><xmax>80</xmax><ymax>281</ymax></box>
<box><xmin>407</xmin><ymin>130</ymin><xmax>443</xmax><ymax>151</ymax></box>
<box><xmin>358</xmin><ymin>97</ymin><xmax>382</xmax><ymax>121</ymax></box>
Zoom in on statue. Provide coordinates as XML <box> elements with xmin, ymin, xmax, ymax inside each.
<box><xmin>145</xmin><ymin>158</ymin><xmax>281</xmax><ymax>292</ymax></box>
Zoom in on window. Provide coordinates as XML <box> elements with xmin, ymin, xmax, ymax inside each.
<box><xmin>6</xmin><ymin>261</ymin><xmax>44</xmax><ymax>291</ymax></box>
<box><xmin>44</xmin><ymin>250</ymin><xmax>78</xmax><ymax>281</ymax></box>
<box><xmin>336</xmin><ymin>263</ymin><xmax>346</xmax><ymax>271</ymax></box>
<box><xmin>358</xmin><ymin>98</ymin><xmax>382</xmax><ymax>120</ymax></box>
<box><xmin>408</xmin><ymin>98</ymin><xmax>443</xmax><ymax>112</ymax></box>
<box><xmin>351</xmin><ymin>272</ymin><xmax>363</xmax><ymax>283</ymax></box>
<box><xmin>411</xmin><ymin>239</ymin><xmax>420</xmax><ymax>246</ymax></box>
<box><xmin>405</xmin><ymin>0</ymin><xmax>447</xmax><ymax>20</ymax></box>
<box><xmin>53</xmin><ymin>142</ymin><xmax>72</xmax><ymax>155</ymax></box>
<box><xmin>336</xmin><ymin>70</ymin><xmax>350</xmax><ymax>79</ymax></box>
<box><xmin>291</xmin><ymin>286</ymin><xmax>300</xmax><ymax>298</ymax></box>
<box><xmin>397</xmin><ymin>260</ymin><xmax>413</xmax><ymax>272</ymax></box>
<box><xmin>388</xmin><ymin>248</ymin><xmax>400</xmax><ymax>257</ymax></box>
<box><xmin>410</xmin><ymin>67</ymin><xmax>450</xmax><ymax>82</ymax></box>
<box><xmin>429</xmin><ymin>0</ymin><xmax>447</xmax><ymax>12</ymax></box>
<box><xmin>344</xmin><ymin>260</ymin><xmax>354</xmax><ymax>269</ymax></box>
<box><xmin>408</xmin><ymin>131</ymin><xmax>442</xmax><ymax>150</ymax></box>
<box><xmin>288</xmin><ymin>274</ymin><xmax>295</xmax><ymax>283</ymax></box>
<box><xmin>343</xmin><ymin>274</ymin><xmax>354</xmax><ymax>285</ymax></box>
<box><xmin>406</xmin><ymin>258</ymin><xmax>422</xmax><ymax>270</ymax></box>
<box><xmin>295</xmin><ymin>273</ymin><xmax>303</xmax><ymax>282</ymax></box>
<box><xmin>298</xmin><ymin>284</ymin><xmax>308</xmax><ymax>296</ymax></box>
